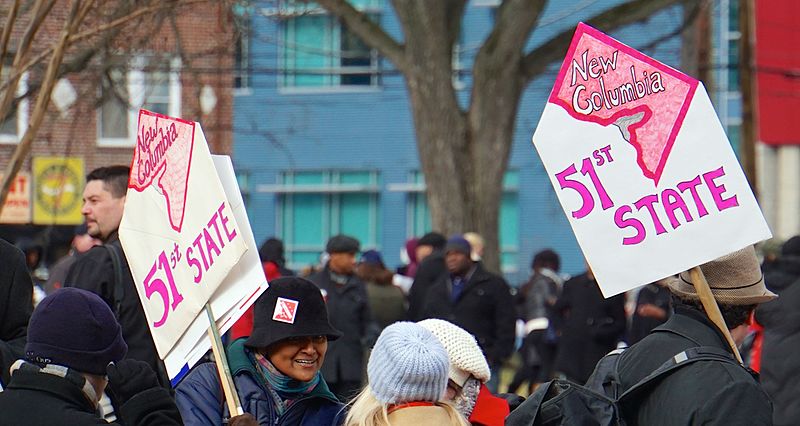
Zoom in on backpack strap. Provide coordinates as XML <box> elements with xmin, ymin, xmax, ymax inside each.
<box><xmin>104</xmin><ymin>242</ymin><xmax>125</xmax><ymax>320</ymax></box>
<box><xmin>619</xmin><ymin>346</ymin><xmax>738</xmax><ymax>401</ymax></box>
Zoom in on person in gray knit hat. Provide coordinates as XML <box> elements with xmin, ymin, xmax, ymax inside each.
<box><xmin>612</xmin><ymin>246</ymin><xmax>776</xmax><ymax>425</ymax></box>
<box><xmin>345</xmin><ymin>322</ymin><xmax>469</xmax><ymax>425</ymax></box>
<box><xmin>0</xmin><ymin>288</ymin><xmax>181</xmax><ymax>425</ymax></box>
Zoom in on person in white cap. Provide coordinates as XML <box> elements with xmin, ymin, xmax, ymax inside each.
<box><xmin>418</xmin><ymin>319</ymin><xmax>512</xmax><ymax>426</ymax></box>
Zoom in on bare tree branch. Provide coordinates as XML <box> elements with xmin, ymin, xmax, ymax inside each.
<box><xmin>521</xmin><ymin>0</ymin><xmax>695</xmax><ymax>80</ymax></box>
<box><xmin>475</xmin><ymin>0</ymin><xmax>546</xmax><ymax>68</ymax></box>
<box><xmin>0</xmin><ymin>0</ymin><xmax>57</xmax><ymax>124</ymax></box>
<box><xmin>0</xmin><ymin>0</ymin><xmax>90</xmax><ymax>209</ymax></box>
<box><xmin>0</xmin><ymin>0</ymin><xmax>22</xmax><ymax>78</ymax></box>
<box><xmin>313</xmin><ymin>0</ymin><xmax>408</xmax><ymax>72</ymax></box>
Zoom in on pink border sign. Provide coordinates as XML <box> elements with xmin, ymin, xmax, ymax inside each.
<box><xmin>129</xmin><ymin>109</ymin><xmax>196</xmax><ymax>233</ymax></box>
<box><xmin>549</xmin><ymin>23</ymin><xmax>698</xmax><ymax>185</ymax></box>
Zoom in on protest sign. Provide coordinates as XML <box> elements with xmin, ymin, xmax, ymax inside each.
<box><xmin>162</xmin><ymin>155</ymin><xmax>268</xmax><ymax>383</ymax></box>
<box><xmin>119</xmin><ymin>110</ymin><xmax>248</xmax><ymax>357</ymax></box>
<box><xmin>0</xmin><ymin>172</ymin><xmax>31</xmax><ymax>224</ymax></box>
<box><xmin>532</xmin><ymin>23</ymin><xmax>771</xmax><ymax>297</ymax></box>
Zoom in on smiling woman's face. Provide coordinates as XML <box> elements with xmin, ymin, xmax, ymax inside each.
<box><xmin>265</xmin><ymin>335</ymin><xmax>328</xmax><ymax>382</ymax></box>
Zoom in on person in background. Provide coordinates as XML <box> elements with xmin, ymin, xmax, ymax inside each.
<box><xmin>419</xmin><ymin>319</ymin><xmax>512</xmax><ymax>426</ymax></box>
<box><xmin>0</xmin><ymin>238</ymin><xmax>33</xmax><ymax>388</ymax></box>
<box><xmin>397</xmin><ymin>238</ymin><xmax>419</xmax><ymax>278</ymax></box>
<box><xmin>627</xmin><ymin>279</ymin><xmax>672</xmax><ymax>345</ymax></box>
<box><xmin>308</xmin><ymin>235</ymin><xmax>377</xmax><ymax>401</ymax></box>
<box><xmin>552</xmin><ymin>264</ymin><xmax>626</xmax><ymax>384</ymax></box>
<box><xmin>15</xmin><ymin>237</ymin><xmax>47</xmax><ymax>306</ymax></box>
<box><xmin>407</xmin><ymin>232</ymin><xmax>447</xmax><ymax>321</ymax></box>
<box><xmin>358</xmin><ymin>249</ymin><xmax>406</xmax><ymax>331</ymax></box>
<box><xmin>510</xmin><ymin>249</ymin><xmax>561</xmax><ymax>394</ymax></box>
<box><xmin>345</xmin><ymin>321</ymin><xmax>469</xmax><ymax>426</ymax></box>
<box><xmin>0</xmin><ymin>288</ymin><xmax>181</xmax><ymax>425</ymax></box>
<box><xmin>176</xmin><ymin>277</ymin><xmax>345</xmax><ymax>425</ymax></box>
<box><xmin>756</xmin><ymin>235</ymin><xmax>800</xmax><ymax>426</ymax></box>
<box><xmin>463</xmin><ymin>232</ymin><xmax>484</xmax><ymax>262</ymax></box>
<box><xmin>259</xmin><ymin>237</ymin><xmax>295</xmax><ymax>277</ymax></box>
<box><xmin>44</xmin><ymin>224</ymin><xmax>101</xmax><ymax>295</ymax></box>
<box><xmin>65</xmin><ymin>166</ymin><xmax>168</xmax><ymax>389</ymax></box>
<box><xmin>418</xmin><ymin>236</ymin><xmax>516</xmax><ymax>393</ymax></box>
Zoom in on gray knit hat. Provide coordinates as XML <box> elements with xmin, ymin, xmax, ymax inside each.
<box><xmin>367</xmin><ymin>322</ymin><xmax>449</xmax><ymax>404</ymax></box>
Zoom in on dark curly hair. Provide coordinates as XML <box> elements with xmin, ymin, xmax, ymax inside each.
<box><xmin>671</xmin><ymin>294</ymin><xmax>755</xmax><ymax>329</ymax></box>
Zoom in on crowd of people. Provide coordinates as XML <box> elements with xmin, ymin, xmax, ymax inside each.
<box><xmin>0</xmin><ymin>164</ymin><xmax>797</xmax><ymax>425</ymax></box>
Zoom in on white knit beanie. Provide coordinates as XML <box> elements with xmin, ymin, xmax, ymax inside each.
<box><xmin>367</xmin><ymin>322</ymin><xmax>449</xmax><ymax>404</ymax></box>
<box><xmin>418</xmin><ymin>319</ymin><xmax>491</xmax><ymax>387</ymax></box>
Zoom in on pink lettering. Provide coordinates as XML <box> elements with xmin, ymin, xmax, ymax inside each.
<box><xmin>661</xmin><ymin>189</ymin><xmax>693</xmax><ymax>229</ymax></box>
<box><xmin>634</xmin><ymin>194</ymin><xmax>667</xmax><ymax>235</ymax></box>
<box><xmin>702</xmin><ymin>167</ymin><xmax>739</xmax><ymax>211</ymax></box>
<box><xmin>614</xmin><ymin>205</ymin><xmax>645</xmax><ymax>245</ymax></box>
<box><xmin>677</xmin><ymin>176</ymin><xmax>708</xmax><ymax>217</ymax></box>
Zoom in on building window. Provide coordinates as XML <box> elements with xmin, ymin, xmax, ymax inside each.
<box><xmin>275</xmin><ymin>1</ymin><xmax>381</xmax><ymax>90</ymax></box>
<box><xmin>0</xmin><ymin>66</ymin><xmax>29</xmax><ymax>144</ymax></box>
<box><xmin>405</xmin><ymin>170</ymin><xmax>519</xmax><ymax>273</ymax></box>
<box><xmin>275</xmin><ymin>170</ymin><xmax>380</xmax><ymax>269</ymax></box>
<box><xmin>97</xmin><ymin>56</ymin><xmax>181</xmax><ymax>147</ymax></box>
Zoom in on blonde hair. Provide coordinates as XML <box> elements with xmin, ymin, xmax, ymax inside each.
<box><xmin>344</xmin><ymin>387</ymin><xmax>469</xmax><ymax>426</ymax></box>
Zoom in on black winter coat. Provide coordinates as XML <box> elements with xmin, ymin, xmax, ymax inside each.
<box><xmin>406</xmin><ymin>250</ymin><xmax>446</xmax><ymax>321</ymax></box>
<box><xmin>0</xmin><ymin>238</ymin><xmax>32</xmax><ymax>386</ymax></box>
<box><xmin>617</xmin><ymin>307</ymin><xmax>772</xmax><ymax>425</ymax></box>
<box><xmin>418</xmin><ymin>263</ymin><xmax>516</xmax><ymax>364</ymax></box>
<box><xmin>756</xmin><ymin>255</ymin><xmax>800</xmax><ymax>426</ymax></box>
<box><xmin>64</xmin><ymin>233</ymin><xmax>169</xmax><ymax>387</ymax></box>
<box><xmin>308</xmin><ymin>266</ymin><xmax>377</xmax><ymax>383</ymax></box>
<box><xmin>552</xmin><ymin>273</ymin><xmax>626</xmax><ymax>383</ymax></box>
<box><xmin>0</xmin><ymin>367</ymin><xmax>181</xmax><ymax>425</ymax></box>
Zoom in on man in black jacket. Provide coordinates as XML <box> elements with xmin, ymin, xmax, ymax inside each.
<box><xmin>756</xmin><ymin>235</ymin><xmax>800</xmax><ymax>425</ymax></box>
<box><xmin>0</xmin><ymin>238</ymin><xmax>33</xmax><ymax>388</ymax></box>
<box><xmin>308</xmin><ymin>234</ymin><xmax>377</xmax><ymax>401</ymax></box>
<box><xmin>406</xmin><ymin>232</ymin><xmax>446</xmax><ymax>321</ymax></box>
<box><xmin>418</xmin><ymin>235</ymin><xmax>516</xmax><ymax>392</ymax></box>
<box><xmin>616</xmin><ymin>246</ymin><xmax>776</xmax><ymax>425</ymax></box>
<box><xmin>65</xmin><ymin>166</ymin><xmax>168</xmax><ymax>388</ymax></box>
<box><xmin>0</xmin><ymin>288</ymin><xmax>181</xmax><ymax>425</ymax></box>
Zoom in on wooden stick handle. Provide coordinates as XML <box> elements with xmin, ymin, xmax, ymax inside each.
<box><xmin>689</xmin><ymin>267</ymin><xmax>743</xmax><ymax>364</ymax></box>
<box><xmin>206</xmin><ymin>304</ymin><xmax>243</xmax><ymax>416</ymax></box>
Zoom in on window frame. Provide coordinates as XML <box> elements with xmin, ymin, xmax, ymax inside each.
<box><xmin>0</xmin><ymin>71</ymin><xmax>29</xmax><ymax>145</ymax></box>
<box><xmin>96</xmin><ymin>55</ymin><xmax>182</xmax><ymax>148</ymax></box>
<box><xmin>272</xmin><ymin>2</ymin><xmax>383</xmax><ymax>93</ymax></box>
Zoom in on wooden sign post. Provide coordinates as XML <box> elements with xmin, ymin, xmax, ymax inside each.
<box><xmin>689</xmin><ymin>267</ymin><xmax>743</xmax><ymax>364</ymax></box>
<box><xmin>206</xmin><ymin>304</ymin><xmax>243</xmax><ymax>416</ymax></box>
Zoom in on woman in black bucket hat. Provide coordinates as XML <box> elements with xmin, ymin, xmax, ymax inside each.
<box><xmin>176</xmin><ymin>277</ymin><xmax>345</xmax><ymax>426</ymax></box>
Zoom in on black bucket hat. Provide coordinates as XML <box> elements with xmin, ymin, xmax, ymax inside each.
<box><xmin>245</xmin><ymin>277</ymin><xmax>342</xmax><ymax>349</ymax></box>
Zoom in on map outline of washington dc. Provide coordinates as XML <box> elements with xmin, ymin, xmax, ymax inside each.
<box><xmin>129</xmin><ymin>109</ymin><xmax>195</xmax><ymax>233</ymax></box>
<box><xmin>550</xmin><ymin>23</ymin><xmax>699</xmax><ymax>185</ymax></box>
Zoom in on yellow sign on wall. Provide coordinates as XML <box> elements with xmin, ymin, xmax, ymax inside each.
<box><xmin>33</xmin><ymin>157</ymin><xmax>84</xmax><ymax>225</ymax></box>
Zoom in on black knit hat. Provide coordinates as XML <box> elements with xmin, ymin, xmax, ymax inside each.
<box><xmin>418</xmin><ymin>232</ymin><xmax>446</xmax><ymax>250</ymax></box>
<box><xmin>245</xmin><ymin>277</ymin><xmax>342</xmax><ymax>349</ymax></box>
<box><xmin>25</xmin><ymin>288</ymin><xmax>127</xmax><ymax>375</ymax></box>
<box><xmin>325</xmin><ymin>235</ymin><xmax>360</xmax><ymax>254</ymax></box>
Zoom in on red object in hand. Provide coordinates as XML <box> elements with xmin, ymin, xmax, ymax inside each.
<box><xmin>229</xmin><ymin>262</ymin><xmax>281</xmax><ymax>340</ymax></box>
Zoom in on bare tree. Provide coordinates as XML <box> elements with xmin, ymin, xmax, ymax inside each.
<box><xmin>307</xmin><ymin>0</ymin><xmax>699</xmax><ymax>272</ymax></box>
<box><xmin>0</xmin><ymin>0</ymin><xmax>235</xmax><ymax>213</ymax></box>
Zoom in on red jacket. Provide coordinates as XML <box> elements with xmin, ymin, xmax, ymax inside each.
<box><xmin>468</xmin><ymin>384</ymin><xmax>510</xmax><ymax>426</ymax></box>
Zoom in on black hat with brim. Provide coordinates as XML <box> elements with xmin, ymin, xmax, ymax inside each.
<box><xmin>245</xmin><ymin>277</ymin><xmax>342</xmax><ymax>349</ymax></box>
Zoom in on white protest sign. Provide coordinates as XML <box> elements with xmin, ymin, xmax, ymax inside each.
<box><xmin>532</xmin><ymin>23</ymin><xmax>771</xmax><ymax>297</ymax></box>
<box><xmin>120</xmin><ymin>110</ymin><xmax>248</xmax><ymax>357</ymax></box>
<box><xmin>163</xmin><ymin>155</ymin><xmax>268</xmax><ymax>384</ymax></box>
